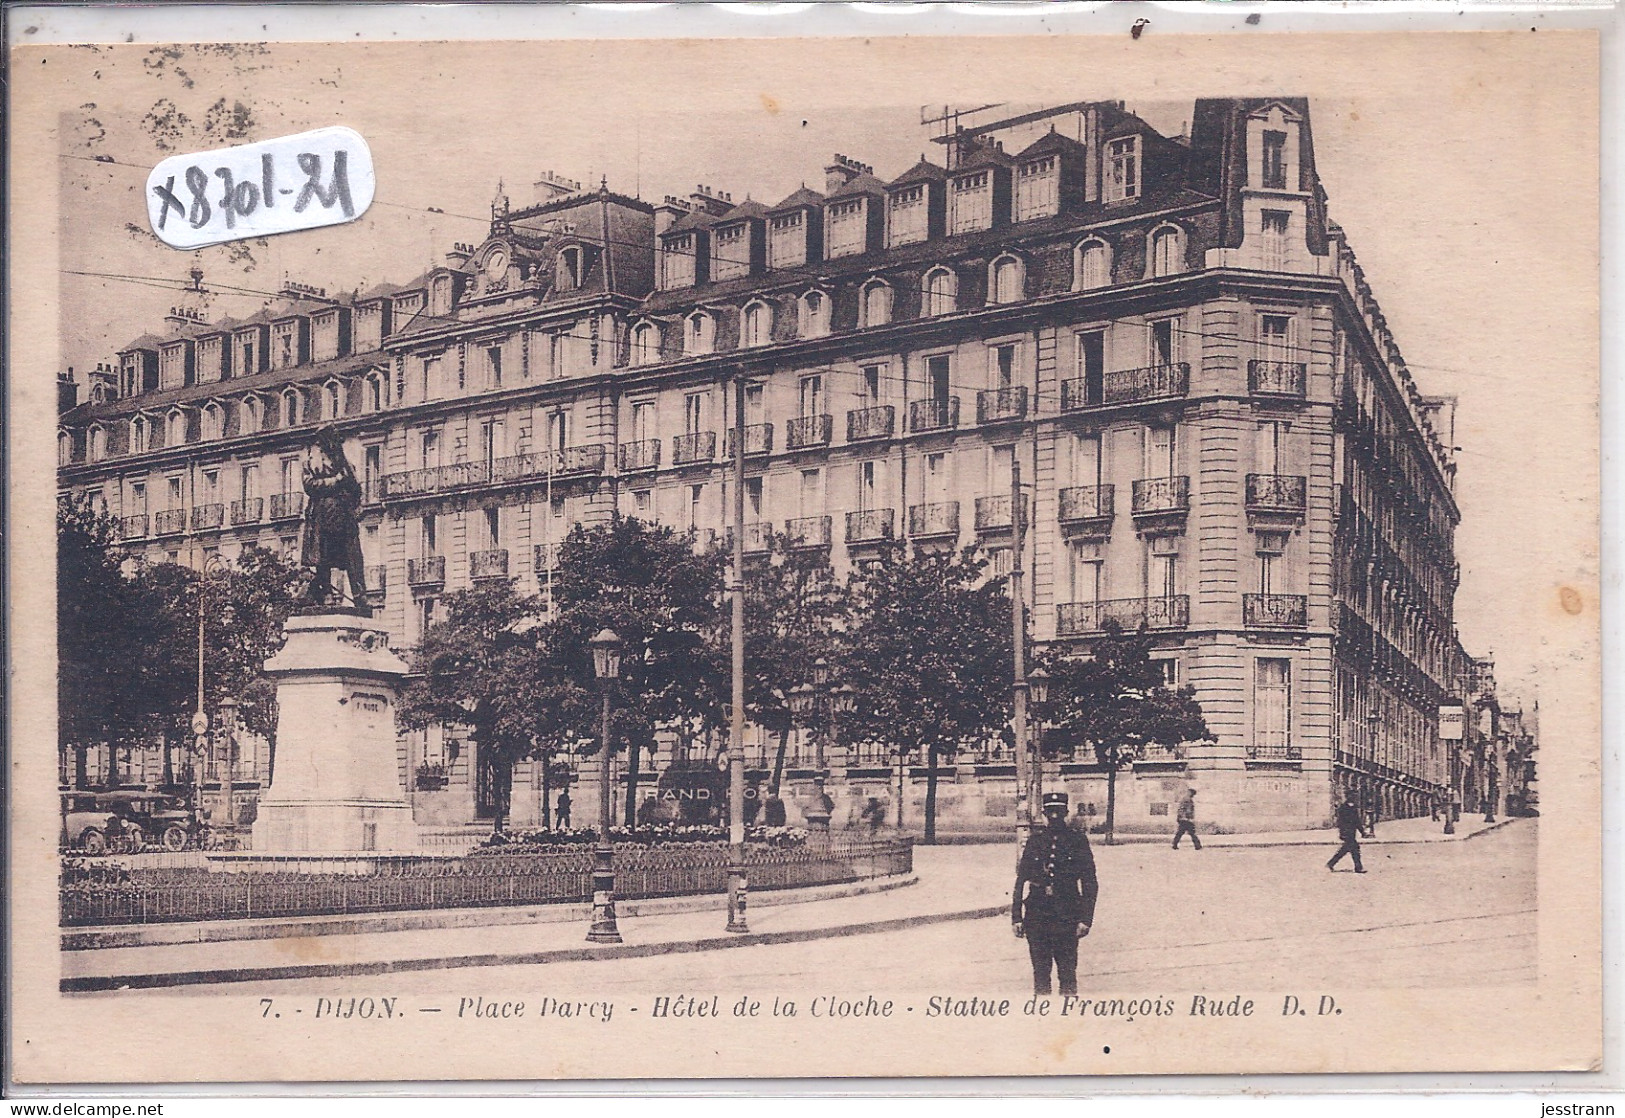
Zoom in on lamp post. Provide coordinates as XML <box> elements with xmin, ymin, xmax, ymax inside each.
<box><xmin>217</xmin><ymin>697</ymin><xmax>238</xmax><ymax>835</ymax></box>
<box><xmin>830</xmin><ymin>682</ymin><xmax>855</xmax><ymax>769</ymax></box>
<box><xmin>587</xmin><ymin>627</ymin><xmax>623</xmax><ymax>944</ymax></box>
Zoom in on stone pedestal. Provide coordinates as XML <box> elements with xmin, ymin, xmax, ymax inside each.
<box><xmin>251</xmin><ymin>612</ymin><xmax>418</xmax><ymax>853</ymax></box>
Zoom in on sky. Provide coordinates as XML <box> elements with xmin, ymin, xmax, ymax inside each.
<box><xmin>43</xmin><ymin>33</ymin><xmax>1602</xmax><ymax>705</ymax></box>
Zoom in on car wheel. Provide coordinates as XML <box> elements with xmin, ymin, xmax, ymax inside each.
<box><xmin>80</xmin><ymin>828</ymin><xmax>107</xmax><ymax>855</ymax></box>
<box><xmin>161</xmin><ymin>824</ymin><xmax>188</xmax><ymax>851</ymax></box>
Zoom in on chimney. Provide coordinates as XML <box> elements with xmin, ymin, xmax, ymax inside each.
<box><xmin>445</xmin><ymin>242</ymin><xmax>474</xmax><ymax>267</ymax></box>
<box><xmin>533</xmin><ymin>171</ymin><xmax>583</xmax><ymax>204</ymax></box>
<box><xmin>824</xmin><ymin>153</ymin><xmax>872</xmax><ymax>193</ymax></box>
<box><xmin>58</xmin><ymin>369</ymin><xmax>78</xmax><ymax>413</ymax></box>
<box><xmin>687</xmin><ymin>184</ymin><xmax>733</xmax><ymax>217</ymax></box>
<box><xmin>654</xmin><ymin>195</ymin><xmax>693</xmax><ymax>237</ymax></box>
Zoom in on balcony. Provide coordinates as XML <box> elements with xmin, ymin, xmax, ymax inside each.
<box><xmin>908</xmin><ymin>501</ymin><xmax>959</xmax><ymax>540</ymax></box>
<box><xmin>724</xmin><ymin>423</ymin><xmax>774</xmax><ymax>459</ymax></box>
<box><xmin>191</xmin><ymin>503</ymin><xmax>224</xmax><ymax>532</ymax></box>
<box><xmin>786</xmin><ymin>414</ymin><xmax>834</xmax><ymax>450</ymax></box>
<box><xmin>1243</xmin><ymin>593</ymin><xmax>1307</xmax><ymax>628</ymax></box>
<box><xmin>407</xmin><ymin>555</ymin><xmax>446</xmax><ymax>590</ymax></box>
<box><xmin>1130</xmin><ymin>476</ymin><xmax>1190</xmax><ymax>523</ymax></box>
<box><xmin>1249</xmin><ymin>360</ymin><xmax>1307</xmax><ymax>398</ymax></box>
<box><xmin>230</xmin><ymin>498</ymin><xmax>263</xmax><ymax>526</ymax></box>
<box><xmin>383</xmin><ymin>448</ymin><xmax>607</xmax><ymax>500</ymax></box>
<box><xmin>154</xmin><ymin>509</ymin><xmax>187</xmax><ymax>537</ymax></box>
<box><xmin>847</xmin><ymin>405</ymin><xmax>895</xmax><ymax>442</ymax></box>
<box><xmin>1100</xmin><ymin>362</ymin><xmax>1189</xmax><ymax>407</ymax></box>
<box><xmin>618</xmin><ymin>438</ymin><xmax>661</xmax><ymax>473</ymax></box>
<box><xmin>1057</xmin><ymin>485</ymin><xmax>1114</xmax><ymax>534</ymax></box>
<box><xmin>783</xmin><ymin>515</ymin><xmax>832</xmax><ymax>550</ymax></box>
<box><xmin>1245</xmin><ymin>474</ymin><xmax>1307</xmax><ymax>513</ymax></box>
<box><xmin>469</xmin><ymin>548</ymin><xmax>510</xmax><ymax>582</ymax></box>
<box><xmin>725</xmin><ymin>522</ymin><xmax>770</xmax><ymax>555</ymax></box>
<box><xmin>974</xmin><ymin>494</ymin><xmax>1028</xmax><ymax>533</ymax></box>
<box><xmin>1133</xmin><ymin>743</ymin><xmax>1189</xmax><ymax>769</ymax></box>
<box><xmin>976</xmin><ymin>386</ymin><xmax>1029</xmax><ymax>425</ymax></box>
<box><xmin>909</xmin><ymin>397</ymin><xmax>960</xmax><ymax>434</ymax></box>
<box><xmin>673</xmin><ymin>431</ymin><xmax>717</xmax><ymax>465</ymax></box>
<box><xmin>1247</xmin><ymin>741</ymin><xmax>1303</xmax><ymax>763</ymax></box>
<box><xmin>119</xmin><ymin>513</ymin><xmax>149</xmax><ymax>540</ymax></box>
<box><xmin>845</xmin><ymin>508</ymin><xmax>895</xmax><ymax>545</ymax></box>
<box><xmin>268</xmin><ymin>492</ymin><xmax>306</xmax><ymax>521</ymax></box>
<box><xmin>1056</xmin><ymin>596</ymin><xmax>1190</xmax><ymax>636</ymax></box>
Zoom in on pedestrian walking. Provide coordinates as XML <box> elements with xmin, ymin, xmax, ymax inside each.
<box><xmin>860</xmin><ymin>796</ymin><xmax>886</xmax><ymax>835</ymax></box>
<box><xmin>555</xmin><ymin>786</ymin><xmax>572</xmax><ymax>830</ymax></box>
<box><xmin>1013</xmin><ymin>792</ymin><xmax>1099</xmax><ymax>996</ymax></box>
<box><xmin>1172</xmin><ymin>789</ymin><xmax>1202</xmax><ymax>850</ymax></box>
<box><xmin>1327</xmin><ymin>795</ymin><xmax>1366</xmax><ymax>873</ymax></box>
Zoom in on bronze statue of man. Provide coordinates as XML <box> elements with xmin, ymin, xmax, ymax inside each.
<box><xmin>299</xmin><ymin>426</ymin><xmax>371</xmax><ymax>616</ymax></box>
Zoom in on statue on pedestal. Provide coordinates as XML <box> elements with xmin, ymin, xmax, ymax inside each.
<box><xmin>300</xmin><ymin>426</ymin><xmax>370</xmax><ymax>616</ymax></box>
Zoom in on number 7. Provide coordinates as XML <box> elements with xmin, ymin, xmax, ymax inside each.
<box><xmin>260</xmin><ymin>998</ymin><xmax>274</xmax><ymax>1017</ymax></box>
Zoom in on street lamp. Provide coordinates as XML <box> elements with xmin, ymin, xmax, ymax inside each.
<box><xmin>587</xmin><ymin>627</ymin><xmax>624</xmax><ymax>944</ymax></box>
<box><xmin>217</xmin><ymin>697</ymin><xmax>238</xmax><ymax>836</ymax></box>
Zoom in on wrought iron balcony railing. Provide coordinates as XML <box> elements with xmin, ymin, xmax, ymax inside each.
<box><xmin>974</xmin><ymin>494</ymin><xmax>1028</xmax><ymax>532</ymax></box>
<box><xmin>1101</xmin><ymin>362</ymin><xmax>1189</xmax><ymax>406</ymax></box>
<box><xmin>154</xmin><ymin>509</ymin><xmax>187</xmax><ymax>536</ymax></box>
<box><xmin>1134</xmin><ymin>743</ymin><xmax>1189</xmax><ymax>766</ymax></box>
<box><xmin>724</xmin><ymin>423</ymin><xmax>774</xmax><ymax>458</ymax></box>
<box><xmin>469</xmin><ymin>548</ymin><xmax>510</xmax><ymax>581</ymax></box>
<box><xmin>119</xmin><ymin>513</ymin><xmax>149</xmax><ymax>540</ymax></box>
<box><xmin>230</xmin><ymin>498</ymin><xmax>263</xmax><ymax>526</ymax></box>
<box><xmin>909</xmin><ymin>397</ymin><xmax>960</xmax><ymax>433</ymax></box>
<box><xmin>976</xmin><ymin>386</ymin><xmax>1029</xmax><ymax>424</ymax></box>
<box><xmin>407</xmin><ymin>555</ymin><xmax>446</xmax><ymax>588</ymax></box>
<box><xmin>268</xmin><ymin>492</ymin><xmax>306</xmax><ymax>521</ymax></box>
<box><xmin>845</xmin><ymin>508</ymin><xmax>895</xmax><ymax>544</ymax></box>
<box><xmin>725</xmin><ymin>522</ymin><xmax>770</xmax><ymax>554</ymax></box>
<box><xmin>618</xmin><ymin>438</ymin><xmax>661</xmax><ymax>473</ymax></box>
<box><xmin>786</xmin><ymin>414</ymin><xmax>834</xmax><ymax>450</ymax></box>
<box><xmin>1059</xmin><ymin>378</ymin><xmax>1102</xmax><ymax>411</ymax></box>
<box><xmin>672</xmin><ymin>431</ymin><xmax>717</xmax><ymax>465</ymax></box>
<box><xmin>191</xmin><ymin>503</ymin><xmax>224</xmax><ymax>532</ymax></box>
<box><xmin>1247</xmin><ymin>741</ymin><xmax>1303</xmax><ymax>761</ymax></box>
<box><xmin>1058</xmin><ymin>484</ymin><xmax>1114</xmax><ymax>524</ymax></box>
<box><xmin>783</xmin><ymin>515</ymin><xmax>832</xmax><ymax>549</ymax></box>
<box><xmin>908</xmin><ymin>501</ymin><xmax>959</xmax><ymax>539</ymax></box>
<box><xmin>1243</xmin><ymin>593</ymin><xmax>1307</xmax><ymax>628</ymax></box>
<box><xmin>847</xmin><ymin>405</ymin><xmax>895</xmax><ymax>442</ymax></box>
<box><xmin>1131</xmin><ymin>476</ymin><xmax>1190</xmax><ymax>517</ymax></box>
<box><xmin>1245</xmin><ymin>474</ymin><xmax>1307</xmax><ymax>512</ymax></box>
<box><xmin>1056</xmin><ymin>596</ymin><xmax>1190</xmax><ymax>636</ymax></box>
<box><xmin>1249</xmin><ymin>360</ymin><xmax>1307</xmax><ymax>397</ymax></box>
<box><xmin>383</xmin><ymin>448</ymin><xmax>608</xmax><ymax>499</ymax></box>
<box><xmin>364</xmin><ymin>564</ymin><xmax>387</xmax><ymax>598</ymax></box>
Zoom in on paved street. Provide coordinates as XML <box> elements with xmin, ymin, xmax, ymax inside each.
<box><xmin>83</xmin><ymin>819</ymin><xmax>1535</xmax><ymax>997</ymax></box>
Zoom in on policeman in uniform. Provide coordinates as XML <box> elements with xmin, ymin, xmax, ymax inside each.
<box><xmin>1013</xmin><ymin>791</ymin><xmax>1099</xmax><ymax>996</ymax></box>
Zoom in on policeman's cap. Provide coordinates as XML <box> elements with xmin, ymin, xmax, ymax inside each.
<box><xmin>1041</xmin><ymin>792</ymin><xmax>1069</xmax><ymax>811</ymax></box>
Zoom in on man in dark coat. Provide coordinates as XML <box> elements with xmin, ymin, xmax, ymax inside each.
<box><xmin>1173</xmin><ymin>789</ymin><xmax>1202</xmax><ymax>850</ymax></box>
<box><xmin>299</xmin><ymin>426</ymin><xmax>370</xmax><ymax>615</ymax></box>
<box><xmin>1013</xmin><ymin>791</ymin><xmax>1099</xmax><ymax>996</ymax></box>
<box><xmin>1327</xmin><ymin>794</ymin><xmax>1366</xmax><ymax>873</ymax></box>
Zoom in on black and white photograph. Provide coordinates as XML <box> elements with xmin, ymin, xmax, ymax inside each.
<box><xmin>7</xmin><ymin>15</ymin><xmax>1603</xmax><ymax>1086</ymax></box>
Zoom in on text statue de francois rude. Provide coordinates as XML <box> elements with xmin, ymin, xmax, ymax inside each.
<box><xmin>298</xmin><ymin>426</ymin><xmax>370</xmax><ymax>616</ymax></box>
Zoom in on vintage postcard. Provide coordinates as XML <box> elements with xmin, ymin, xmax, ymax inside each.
<box><xmin>7</xmin><ymin>22</ymin><xmax>1602</xmax><ymax>1085</ymax></box>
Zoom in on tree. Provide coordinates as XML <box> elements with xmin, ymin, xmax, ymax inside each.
<box><xmin>842</xmin><ymin>543</ymin><xmax>1012</xmax><ymax>843</ymax></box>
<box><xmin>544</xmin><ymin>517</ymin><xmax>728</xmax><ymax>828</ymax></box>
<box><xmin>743</xmin><ymin>530</ymin><xmax>848</xmax><ymax>795</ymax></box>
<box><xmin>1036</xmin><ymin>621</ymin><xmax>1213</xmax><ymax>843</ymax></box>
<box><xmin>397</xmin><ymin>581</ymin><xmax>549</xmax><ymax>835</ymax></box>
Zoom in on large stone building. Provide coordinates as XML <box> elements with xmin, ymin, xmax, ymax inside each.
<box><xmin>57</xmin><ymin>98</ymin><xmax>1476</xmax><ymax>834</ymax></box>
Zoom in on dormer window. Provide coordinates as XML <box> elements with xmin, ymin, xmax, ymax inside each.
<box><xmin>661</xmin><ymin>234</ymin><xmax>697</xmax><ymax>290</ymax></box>
<box><xmin>430</xmin><ymin>274</ymin><xmax>453</xmax><ymax>317</ymax></box>
<box><xmin>825</xmin><ymin>199</ymin><xmax>867</xmax><ymax>258</ymax></box>
<box><xmin>272</xmin><ymin>324</ymin><xmax>297</xmax><ymax>370</ymax></box>
<box><xmin>236</xmin><ymin>333</ymin><xmax>258</xmax><ymax>376</ymax></box>
<box><xmin>1148</xmin><ymin>225</ymin><xmax>1185</xmax><ymax>279</ymax></box>
<box><xmin>323</xmin><ymin>381</ymin><xmax>343</xmax><ymax>421</ymax></box>
<box><xmin>712</xmin><ymin>225</ymin><xmax>749</xmax><ymax>282</ymax></box>
<box><xmin>741</xmin><ymin>302</ymin><xmax>771</xmax><ymax>348</ymax></box>
<box><xmin>130</xmin><ymin>416</ymin><xmax>150</xmax><ymax>454</ymax></box>
<box><xmin>89</xmin><ymin>426</ymin><xmax>106</xmax><ymax>462</ymax></box>
<box><xmin>1105</xmin><ymin>137</ymin><xmax>1140</xmax><ymax>203</ymax></box>
<box><xmin>989</xmin><ymin>254</ymin><xmax>1025</xmax><ymax>305</ymax></box>
<box><xmin>1074</xmin><ymin>238</ymin><xmax>1113</xmax><ymax>291</ymax></box>
<box><xmin>166</xmin><ymin>409</ymin><xmax>188</xmax><ymax>447</ymax></box>
<box><xmin>557</xmin><ymin>246</ymin><xmax>582</xmax><ymax>292</ymax></box>
<box><xmin>949</xmin><ymin>171</ymin><xmax>992</xmax><ymax>234</ymax></box>
<box><xmin>1015</xmin><ymin>156</ymin><xmax>1059</xmax><ymax>222</ymax></box>
<box><xmin>58</xmin><ymin>430</ymin><xmax>73</xmax><ymax>466</ymax></box>
<box><xmin>922</xmin><ymin>267</ymin><xmax>958</xmax><ymax>317</ymax></box>
<box><xmin>159</xmin><ymin>343</ymin><xmax>187</xmax><ymax>390</ymax></box>
<box><xmin>241</xmin><ymin>395</ymin><xmax>262</xmax><ymax>434</ymax></box>
<box><xmin>768</xmin><ymin>212</ymin><xmax>806</xmax><ymax>270</ymax></box>
<box><xmin>281</xmin><ymin>388</ymin><xmax>302</xmax><ymax>429</ymax></box>
<box><xmin>861</xmin><ymin>280</ymin><xmax>893</xmax><ymax>328</ymax></box>
<box><xmin>685</xmin><ymin>312</ymin><xmax>715</xmax><ymax>356</ymax></box>
<box><xmin>887</xmin><ymin>185</ymin><xmax>928</xmax><ymax>247</ymax></box>
<box><xmin>201</xmin><ymin>402</ymin><xmax>224</xmax><ymax>440</ymax></box>
<box><xmin>630</xmin><ymin>322</ymin><xmax>660</xmax><ymax>367</ymax></box>
<box><xmin>1262</xmin><ymin>131</ymin><xmax>1288</xmax><ymax>190</ymax></box>
<box><xmin>799</xmin><ymin>291</ymin><xmax>830</xmax><ymax>338</ymax></box>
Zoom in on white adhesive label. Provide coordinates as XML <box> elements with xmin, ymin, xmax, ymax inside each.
<box><xmin>145</xmin><ymin>126</ymin><xmax>375</xmax><ymax>249</ymax></box>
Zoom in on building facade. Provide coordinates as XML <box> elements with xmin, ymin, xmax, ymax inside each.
<box><xmin>58</xmin><ymin>98</ymin><xmax>1474</xmax><ymax>834</ymax></box>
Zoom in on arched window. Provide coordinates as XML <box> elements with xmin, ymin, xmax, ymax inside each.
<box><xmin>556</xmin><ymin>246</ymin><xmax>582</xmax><ymax>291</ymax></box>
<box><xmin>166</xmin><ymin>409</ymin><xmax>188</xmax><ymax>447</ymax></box>
<box><xmin>741</xmin><ymin>302</ymin><xmax>771</xmax><ymax>348</ymax></box>
<box><xmin>1149</xmin><ymin>226</ymin><xmax>1185</xmax><ymax>279</ymax></box>
<box><xmin>281</xmin><ymin>388</ymin><xmax>302</xmax><ymax>429</ymax></box>
<box><xmin>684</xmin><ymin>312</ymin><xmax>715</xmax><ymax>356</ymax></box>
<box><xmin>1074</xmin><ymin>239</ymin><xmax>1113</xmax><ymax>291</ymax></box>
<box><xmin>630</xmin><ymin>322</ymin><xmax>659</xmax><ymax>366</ymax></box>
<box><xmin>366</xmin><ymin>372</ymin><xmax>384</xmax><ymax>412</ymax></box>
<box><xmin>989</xmin><ymin>255</ymin><xmax>1025</xmax><ymax>305</ymax></box>
<box><xmin>201</xmin><ymin>402</ymin><xmax>224</xmax><ymax>440</ymax></box>
<box><xmin>241</xmin><ymin>396</ymin><xmax>262</xmax><ymax>435</ymax></box>
<box><xmin>130</xmin><ymin>416</ymin><xmax>149</xmax><ymax>454</ymax></box>
<box><xmin>861</xmin><ymin>281</ymin><xmax>892</xmax><ymax>328</ymax></box>
<box><xmin>922</xmin><ymin>267</ymin><xmax>957</xmax><ymax>317</ymax></box>
<box><xmin>799</xmin><ymin>290</ymin><xmax>831</xmax><ymax>338</ymax></box>
<box><xmin>90</xmin><ymin>426</ymin><xmax>107</xmax><ymax>462</ymax></box>
<box><xmin>431</xmin><ymin>274</ymin><xmax>453</xmax><ymax>316</ymax></box>
<box><xmin>324</xmin><ymin>381</ymin><xmax>343</xmax><ymax>421</ymax></box>
<box><xmin>58</xmin><ymin>430</ymin><xmax>73</xmax><ymax>466</ymax></box>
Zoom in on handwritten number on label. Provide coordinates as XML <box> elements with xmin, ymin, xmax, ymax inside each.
<box><xmin>294</xmin><ymin>151</ymin><xmax>353</xmax><ymax>218</ymax></box>
<box><xmin>151</xmin><ymin>151</ymin><xmax>353</xmax><ymax>232</ymax></box>
<box><xmin>185</xmin><ymin>165</ymin><xmax>212</xmax><ymax>228</ymax></box>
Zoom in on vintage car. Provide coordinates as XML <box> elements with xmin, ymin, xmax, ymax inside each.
<box><xmin>60</xmin><ymin>791</ymin><xmax>121</xmax><ymax>854</ymax></box>
<box><xmin>60</xmin><ymin>790</ymin><xmax>196</xmax><ymax>853</ymax></box>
